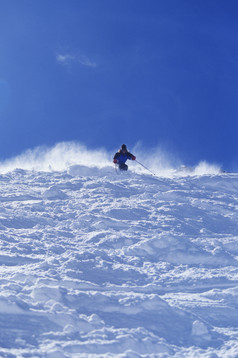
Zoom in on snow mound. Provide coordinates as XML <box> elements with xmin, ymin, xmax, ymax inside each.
<box><xmin>43</xmin><ymin>186</ymin><xmax>68</xmax><ymax>200</ymax></box>
<box><xmin>68</xmin><ymin>164</ymin><xmax>113</xmax><ymax>177</ymax></box>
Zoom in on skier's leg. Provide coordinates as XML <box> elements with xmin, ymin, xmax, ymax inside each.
<box><xmin>119</xmin><ymin>163</ymin><xmax>128</xmax><ymax>171</ymax></box>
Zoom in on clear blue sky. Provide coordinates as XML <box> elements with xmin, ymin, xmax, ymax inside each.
<box><xmin>0</xmin><ymin>0</ymin><xmax>237</xmax><ymax>170</ymax></box>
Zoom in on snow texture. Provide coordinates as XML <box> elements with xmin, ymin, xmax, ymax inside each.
<box><xmin>0</xmin><ymin>150</ymin><xmax>238</xmax><ymax>357</ymax></box>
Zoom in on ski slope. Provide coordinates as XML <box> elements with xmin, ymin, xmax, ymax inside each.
<box><xmin>0</xmin><ymin>155</ymin><xmax>238</xmax><ymax>357</ymax></box>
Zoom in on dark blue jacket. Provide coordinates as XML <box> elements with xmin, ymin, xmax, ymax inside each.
<box><xmin>113</xmin><ymin>150</ymin><xmax>134</xmax><ymax>164</ymax></box>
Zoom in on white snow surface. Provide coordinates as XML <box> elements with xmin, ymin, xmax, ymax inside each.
<box><xmin>0</xmin><ymin>150</ymin><xmax>238</xmax><ymax>357</ymax></box>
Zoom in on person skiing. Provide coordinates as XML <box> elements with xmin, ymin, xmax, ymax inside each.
<box><xmin>113</xmin><ymin>144</ymin><xmax>136</xmax><ymax>171</ymax></box>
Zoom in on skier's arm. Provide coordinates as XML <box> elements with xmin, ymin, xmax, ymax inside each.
<box><xmin>127</xmin><ymin>152</ymin><xmax>136</xmax><ymax>160</ymax></box>
<box><xmin>113</xmin><ymin>152</ymin><xmax>119</xmax><ymax>163</ymax></box>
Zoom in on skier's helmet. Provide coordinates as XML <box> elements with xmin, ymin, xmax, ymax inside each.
<box><xmin>121</xmin><ymin>144</ymin><xmax>127</xmax><ymax>151</ymax></box>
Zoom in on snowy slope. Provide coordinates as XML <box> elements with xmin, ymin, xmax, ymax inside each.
<box><xmin>0</xmin><ymin>162</ymin><xmax>238</xmax><ymax>357</ymax></box>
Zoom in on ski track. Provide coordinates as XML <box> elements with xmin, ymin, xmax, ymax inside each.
<box><xmin>0</xmin><ymin>166</ymin><xmax>238</xmax><ymax>357</ymax></box>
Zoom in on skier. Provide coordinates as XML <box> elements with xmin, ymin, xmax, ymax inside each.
<box><xmin>113</xmin><ymin>144</ymin><xmax>136</xmax><ymax>171</ymax></box>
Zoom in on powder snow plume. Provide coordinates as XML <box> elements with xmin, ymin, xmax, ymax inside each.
<box><xmin>131</xmin><ymin>142</ymin><xmax>222</xmax><ymax>177</ymax></box>
<box><xmin>0</xmin><ymin>142</ymin><xmax>111</xmax><ymax>173</ymax></box>
<box><xmin>0</xmin><ymin>141</ymin><xmax>222</xmax><ymax>176</ymax></box>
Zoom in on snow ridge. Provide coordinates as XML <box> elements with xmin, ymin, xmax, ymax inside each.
<box><xmin>0</xmin><ymin>165</ymin><xmax>238</xmax><ymax>357</ymax></box>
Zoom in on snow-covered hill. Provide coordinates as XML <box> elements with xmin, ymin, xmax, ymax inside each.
<box><xmin>1</xmin><ymin>160</ymin><xmax>238</xmax><ymax>357</ymax></box>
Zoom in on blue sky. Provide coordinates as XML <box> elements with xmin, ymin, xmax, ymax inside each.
<box><xmin>0</xmin><ymin>0</ymin><xmax>237</xmax><ymax>170</ymax></box>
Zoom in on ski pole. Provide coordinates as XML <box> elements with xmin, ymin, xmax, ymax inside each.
<box><xmin>135</xmin><ymin>160</ymin><xmax>156</xmax><ymax>176</ymax></box>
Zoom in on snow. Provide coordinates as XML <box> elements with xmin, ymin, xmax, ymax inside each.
<box><xmin>0</xmin><ymin>146</ymin><xmax>238</xmax><ymax>357</ymax></box>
